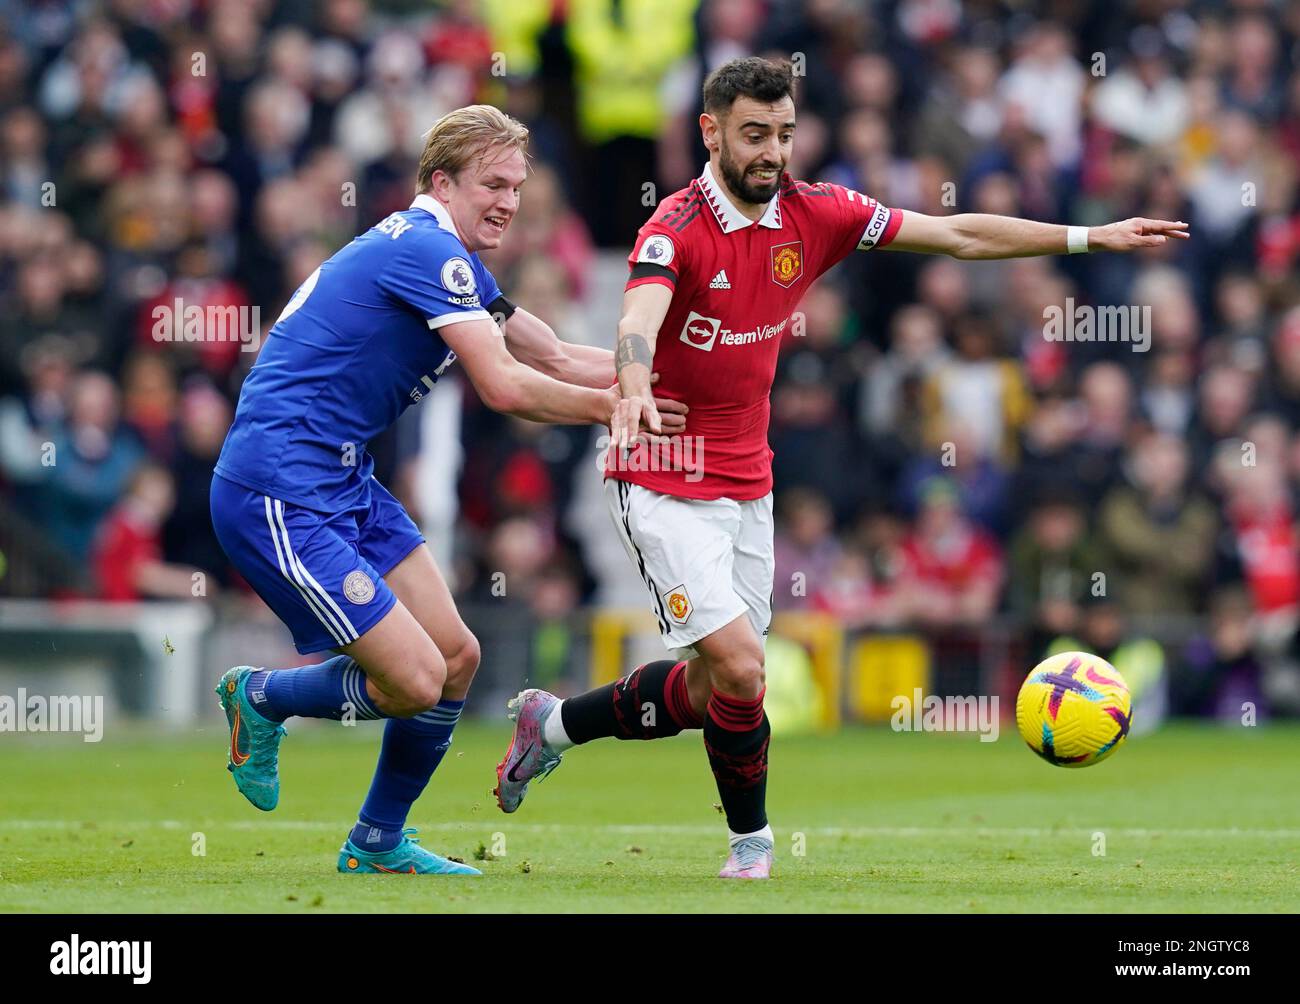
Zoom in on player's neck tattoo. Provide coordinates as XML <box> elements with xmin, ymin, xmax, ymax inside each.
<box><xmin>616</xmin><ymin>333</ymin><xmax>653</xmax><ymax>373</ymax></box>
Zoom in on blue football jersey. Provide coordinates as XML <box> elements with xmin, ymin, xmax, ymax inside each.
<box><xmin>215</xmin><ymin>195</ymin><xmax>512</xmax><ymax>512</ymax></box>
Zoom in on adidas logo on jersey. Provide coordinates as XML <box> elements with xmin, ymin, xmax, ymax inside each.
<box><xmin>709</xmin><ymin>269</ymin><xmax>731</xmax><ymax>289</ymax></box>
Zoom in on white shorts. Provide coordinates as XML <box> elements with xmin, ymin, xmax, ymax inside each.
<box><xmin>604</xmin><ymin>478</ymin><xmax>774</xmax><ymax>659</ymax></box>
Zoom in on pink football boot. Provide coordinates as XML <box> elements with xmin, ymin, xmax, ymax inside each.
<box><xmin>494</xmin><ymin>689</ymin><xmax>565</xmax><ymax>813</ymax></box>
<box><xmin>719</xmin><ymin>836</ymin><xmax>775</xmax><ymax>879</ymax></box>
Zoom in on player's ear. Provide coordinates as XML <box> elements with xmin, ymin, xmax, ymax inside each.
<box><xmin>699</xmin><ymin>111</ymin><xmax>719</xmax><ymax>152</ymax></box>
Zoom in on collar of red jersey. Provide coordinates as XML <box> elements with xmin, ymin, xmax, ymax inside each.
<box><xmin>697</xmin><ymin>162</ymin><xmax>782</xmax><ymax>233</ymax></box>
<box><xmin>409</xmin><ymin>193</ymin><xmax>457</xmax><ymax>233</ymax></box>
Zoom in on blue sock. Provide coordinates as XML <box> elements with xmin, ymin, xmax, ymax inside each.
<box><xmin>247</xmin><ymin>656</ymin><xmax>384</xmax><ymax>723</ymax></box>
<box><xmin>353</xmin><ymin>699</ymin><xmax>464</xmax><ymax>850</ymax></box>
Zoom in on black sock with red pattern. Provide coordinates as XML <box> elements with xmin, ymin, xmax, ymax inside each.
<box><xmin>704</xmin><ymin>688</ymin><xmax>770</xmax><ymax>835</ymax></box>
<box><xmin>559</xmin><ymin>660</ymin><xmax>701</xmax><ymax>744</ymax></box>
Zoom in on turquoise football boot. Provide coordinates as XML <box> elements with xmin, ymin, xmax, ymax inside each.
<box><xmin>216</xmin><ymin>666</ymin><xmax>287</xmax><ymax>811</ymax></box>
<box><xmin>338</xmin><ymin>828</ymin><xmax>482</xmax><ymax>875</ymax></box>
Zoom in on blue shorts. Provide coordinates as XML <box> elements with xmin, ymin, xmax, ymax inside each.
<box><xmin>210</xmin><ymin>473</ymin><xmax>425</xmax><ymax>654</ymax></box>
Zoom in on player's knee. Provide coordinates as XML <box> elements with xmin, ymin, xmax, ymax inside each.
<box><xmin>388</xmin><ymin>653</ymin><xmax>447</xmax><ymax>716</ymax></box>
<box><xmin>707</xmin><ymin>645</ymin><xmax>766</xmax><ymax>699</ymax></box>
<box><xmin>442</xmin><ymin>630</ymin><xmax>481</xmax><ymax>691</ymax></box>
<box><xmin>390</xmin><ymin>678</ymin><xmax>443</xmax><ymax>717</ymax></box>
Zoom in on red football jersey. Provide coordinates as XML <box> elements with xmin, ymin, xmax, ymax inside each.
<box><xmin>606</xmin><ymin>163</ymin><xmax>902</xmax><ymax>500</ymax></box>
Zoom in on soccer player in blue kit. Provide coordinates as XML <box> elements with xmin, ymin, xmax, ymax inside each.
<box><xmin>209</xmin><ymin>106</ymin><xmax>686</xmax><ymax>875</ymax></box>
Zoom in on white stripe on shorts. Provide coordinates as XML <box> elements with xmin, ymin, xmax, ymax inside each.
<box><xmin>263</xmin><ymin>496</ymin><xmax>354</xmax><ymax>646</ymax></box>
<box><xmin>277</xmin><ymin>502</ymin><xmax>361</xmax><ymax>642</ymax></box>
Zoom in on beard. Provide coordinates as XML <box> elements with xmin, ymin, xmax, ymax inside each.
<box><xmin>718</xmin><ymin>140</ymin><xmax>784</xmax><ymax>205</ymax></box>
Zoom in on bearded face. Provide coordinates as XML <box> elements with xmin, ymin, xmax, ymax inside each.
<box><xmin>708</xmin><ymin>95</ymin><xmax>794</xmax><ymax>206</ymax></box>
<box><xmin>717</xmin><ymin>132</ymin><xmax>785</xmax><ymax>204</ymax></box>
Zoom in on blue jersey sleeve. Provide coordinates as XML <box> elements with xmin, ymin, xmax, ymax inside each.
<box><xmin>378</xmin><ymin>230</ymin><xmax>494</xmax><ymax>331</ymax></box>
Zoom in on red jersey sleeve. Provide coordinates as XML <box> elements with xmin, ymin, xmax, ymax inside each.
<box><xmin>626</xmin><ymin>225</ymin><xmax>691</xmax><ymax>292</ymax></box>
<box><xmin>818</xmin><ymin>183</ymin><xmax>904</xmax><ymax>263</ymax></box>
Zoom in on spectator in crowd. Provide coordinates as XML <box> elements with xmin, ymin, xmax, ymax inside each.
<box><xmin>163</xmin><ymin>380</ymin><xmax>234</xmax><ymax>586</ymax></box>
<box><xmin>859</xmin><ymin>302</ymin><xmax>950</xmax><ymax>458</ymax></box>
<box><xmin>1</xmin><ymin>105</ymin><xmax>50</xmax><ymax>207</ymax></box>
<box><xmin>1072</xmin><ymin>362</ymin><xmax>1134</xmax><ymax>508</ymax></box>
<box><xmin>0</xmin><ymin>253</ymin><xmax>93</xmax><ymax>393</ymax></box>
<box><xmin>484</xmin><ymin>163</ymin><xmax>596</xmax><ymax>304</ymax></box>
<box><xmin>467</xmin><ymin>513</ymin><xmax>553</xmax><ymax>606</ymax></box>
<box><xmin>1212</xmin><ymin>271</ymin><xmax>1270</xmax><ymax>370</ymax></box>
<box><xmin>119</xmin><ymin>349</ymin><xmax>177</xmax><ymax>463</ymax></box>
<box><xmin>0</xmin><ymin>335</ymin><xmax>75</xmax><ymax>489</ymax></box>
<box><xmin>565</xmin><ymin>0</ymin><xmax>697</xmax><ymax>246</ymax></box>
<box><xmin>998</xmin><ymin>22</ymin><xmax>1085</xmax><ymax>169</ymax></box>
<box><xmin>1097</xmin><ymin>431</ymin><xmax>1218</xmax><ymax>617</ymax></box>
<box><xmin>30</xmin><ymin>369</ymin><xmax>143</xmax><ymax>565</ymax></box>
<box><xmin>896</xmin><ymin>476</ymin><xmax>1004</xmax><ymax>629</ymax></box>
<box><xmin>1260</xmin><ymin>306</ymin><xmax>1300</xmax><ymax>427</ymax></box>
<box><xmin>1212</xmin><ymin>439</ymin><xmax>1299</xmax><ymax>647</ymax></box>
<box><xmin>92</xmin><ymin>461</ymin><xmax>210</xmax><ymax>601</ymax></box>
<box><xmin>914</xmin><ymin>46</ymin><xmax>1003</xmax><ymax>172</ymax></box>
<box><xmin>842</xmin><ymin>505</ymin><xmax>910</xmax><ymax>627</ymax></box>
<box><xmin>1092</xmin><ymin>28</ymin><xmax>1189</xmax><ymax>146</ymax></box>
<box><xmin>507</xmin><ymin>253</ymin><xmax>594</xmax><ymax>349</ymax></box>
<box><xmin>809</xmin><ymin>507</ymin><xmax>910</xmax><ymax>631</ymax></box>
<box><xmin>1140</xmin><ymin>348</ymin><xmax>1198</xmax><ymax>438</ymax></box>
<box><xmin>773</xmin><ymin>487</ymin><xmax>842</xmax><ymax>613</ymax></box>
<box><xmin>1179</xmin><ymin>584</ymin><xmax>1270</xmax><ymax>720</ymax></box>
<box><xmin>920</xmin><ymin>308</ymin><xmax>1031</xmax><ymax>468</ymax></box>
<box><xmin>1188</xmin><ymin>108</ymin><xmax>1260</xmax><ymax>256</ymax></box>
<box><xmin>770</xmin><ymin>349</ymin><xmax>872</xmax><ymax>521</ymax></box>
<box><xmin>333</xmin><ymin>31</ymin><xmax>452</xmax><ymax>171</ymax></box>
<box><xmin>1223</xmin><ymin>12</ymin><xmax>1285</xmax><ymax>120</ymax></box>
<box><xmin>1189</xmin><ymin>362</ymin><xmax>1256</xmax><ymax>473</ymax></box>
<box><xmin>898</xmin><ymin>419</ymin><xmax>1012</xmax><ymax>538</ymax></box>
<box><xmin>522</xmin><ymin>557</ymin><xmax>589</xmax><ymax>693</ymax></box>
<box><xmin>1006</xmin><ymin>484</ymin><xmax>1104</xmax><ymax>660</ymax></box>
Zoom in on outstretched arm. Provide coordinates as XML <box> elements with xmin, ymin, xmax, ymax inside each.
<box><xmin>499</xmin><ymin>305</ymin><xmax>688</xmax><ymax>433</ymax></box>
<box><xmin>440</xmin><ymin>316</ymin><xmax>616</xmax><ymax>426</ymax></box>
<box><xmin>502</xmin><ymin>307</ymin><xmax>616</xmax><ymax>388</ymax></box>
<box><xmin>885</xmin><ymin>213</ymin><xmax>1189</xmax><ymax>260</ymax></box>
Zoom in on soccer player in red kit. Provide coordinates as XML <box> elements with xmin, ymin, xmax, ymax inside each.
<box><xmin>495</xmin><ymin>57</ymin><xmax>1188</xmax><ymax>878</ymax></box>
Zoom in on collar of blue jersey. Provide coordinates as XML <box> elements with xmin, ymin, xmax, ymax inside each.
<box><xmin>409</xmin><ymin>193</ymin><xmax>459</xmax><ymax>235</ymax></box>
<box><xmin>697</xmin><ymin>161</ymin><xmax>782</xmax><ymax>233</ymax></box>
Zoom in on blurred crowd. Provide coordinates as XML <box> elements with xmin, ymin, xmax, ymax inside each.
<box><xmin>2</xmin><ymin>0</ymin><xmax>1299</xmax><ymax>718</ymax></box>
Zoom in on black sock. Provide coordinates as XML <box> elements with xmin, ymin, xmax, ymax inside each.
<box><xmin>703</xmin><ymin>688</ymin><xmax>770</xmax><ymax>835</ymax></box>
<box><xmin>560</xmin><ymin>660</ymin><xmax>701</xmax><ymax>744</ymax></box>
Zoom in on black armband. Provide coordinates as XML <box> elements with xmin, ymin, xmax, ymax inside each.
<box><xmin>487</xmin><ymin>294</ymin><xmax>517</xmax><ymax>327</ymax></box>
<box><xmin>628</xmin><ymin>263</ymin><xmax>677</xmax><ymax>283</ymax></box>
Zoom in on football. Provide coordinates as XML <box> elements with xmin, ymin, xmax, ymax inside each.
<box><xmin>1016</xmin><ymin>651</ymin><xmax>1133</xmax><ymax>768</ymax></box>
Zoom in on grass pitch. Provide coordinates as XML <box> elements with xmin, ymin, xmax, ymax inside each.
<box><xmin>0</xmin><ymin>720</ymin><xmax>1296</xmax><ymax>913</ymax></box>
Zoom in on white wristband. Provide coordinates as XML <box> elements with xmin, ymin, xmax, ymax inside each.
<box><xmin>1067</xmin><ymin>225</ymin><xmax>1089</xmax><ymax>254</ymax></box>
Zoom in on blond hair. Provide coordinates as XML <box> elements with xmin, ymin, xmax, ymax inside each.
<box><xmin>415</xmin><ymin>105</ymin><xmax>530</xmax><ymax>193</ymax></box>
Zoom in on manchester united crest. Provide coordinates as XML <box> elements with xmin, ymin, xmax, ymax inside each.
<box><xmin>661</xmin><ymin>584</ymin><xmax>692</xmax><ymax>625</ymax></box>
<box><xmin>771</xmin><ymin>241</ymin><xmax>803</xmax><ymax>288</ymax></box>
